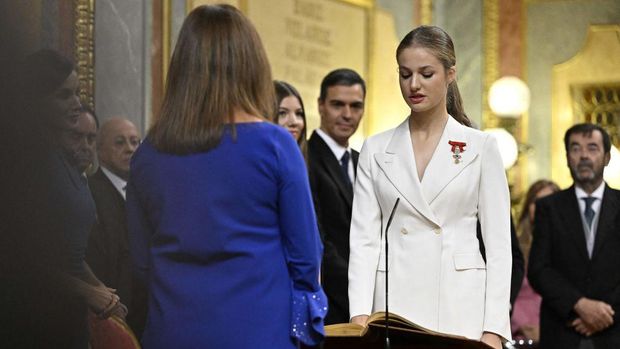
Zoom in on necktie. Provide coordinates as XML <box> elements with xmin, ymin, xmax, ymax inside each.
<box><xmin>340</xmin><ymin>151</ymin><xmax>351</xmax><ymax>186</ymax></box>
<box><xmin>582</xmin><ymin>197</ymin><xmax>596</xmax><ymax>229</ymax></box>
<box><xmin>582</xmin><ymin>196</ymin><xmax>596</xmax><ymax>258</ymax></box>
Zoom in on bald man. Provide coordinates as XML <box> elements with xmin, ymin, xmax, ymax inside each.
<box><xmin>85</xmin><ymin>117</ymin><xmax>146</xmax><ymax>335</ymax></box>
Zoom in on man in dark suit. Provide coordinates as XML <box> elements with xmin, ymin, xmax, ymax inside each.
<box><xmin>85</xmin><ymin>117</ymin><xmax>147</xmax><ymax>336</ymax></box>
<box><xmin>308</xmin><ymin>68</ymin><xmax>365</xmax><ymax>324</ymax></box>
<box><xmin>529</xmin><ymin>123</ymin><xmax>620</xmax><ymax>349</ymax></box>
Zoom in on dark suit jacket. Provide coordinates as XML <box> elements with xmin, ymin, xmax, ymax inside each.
<box><xmin>528</xmin><ymin>185</ymin><xmax>620</xmax><ymax>349</ymax></box>
<box><xmin>86</xmin><ymin>168</ymin><xmax>147</xmax><ymax>336</ymax></box>
<box><xmin>308</xmin><ymin>131</ymin><xmax>358</xmax><ymax>324</ymax></box>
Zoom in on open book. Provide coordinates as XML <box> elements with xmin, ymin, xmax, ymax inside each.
<box><xmin>325</xmin><ymin>311</ymin><xmax>440</xmax><ymax>337</ymax></box>
<box><xmin>325</xmin><ymin>311</ymin><xmax>493</xmax><ymax>349</ymax></box>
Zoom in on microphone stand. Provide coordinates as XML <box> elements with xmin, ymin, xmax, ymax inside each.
<box><xmin>384</xmin><ymin>198</ymin><xmax>400</xmax><ymax>349</ymax></box>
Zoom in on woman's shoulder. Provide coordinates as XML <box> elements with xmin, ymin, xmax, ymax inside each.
<box><xmin>456</xmin><ymin>120</ymin><xmax>489</xmax><ymax>141</ymax></box>
<box><xmin>450</xmin><ymin>119</ymin><xmax>493</xmax><ymax>152</ymax></box>
<box><xmin>132</xmin><ymin>138</ymin><xmax>154</xmax><ymax>159</ymax></box>
<box><xmin>235</xmin><ymin>122</ymin><xmax>300</xmax><ymax>156</ymax></box>
<box><xmin>129</xmin><ymin>138</ymin><xmax>158</xmax><ymax>173</ymax></box>
<box><xmin>235</xmin><ymin>121</ymin><xmax>289</xmax><ymax>139</ymax></box>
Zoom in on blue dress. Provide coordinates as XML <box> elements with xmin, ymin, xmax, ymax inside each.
<box><xmin>127</xmin><ymin>123</ymin><xmax>327</xmax><ymax>348</ymax></box>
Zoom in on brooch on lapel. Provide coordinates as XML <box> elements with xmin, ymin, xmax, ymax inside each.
<box><xmin>448</xmin><ymin>140</ymin><xmax>466</xmax><ymax>164</ymax></box>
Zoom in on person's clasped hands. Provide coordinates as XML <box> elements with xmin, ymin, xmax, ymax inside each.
<box><xmin>572</xmin><ymin>297</ymin><xmax>615</xmax><ymax>336</ymax></box>
<box><xmin>88</xmin><ymin>285</ymin><xmax>128</xmax><ymax>320</ymax></box>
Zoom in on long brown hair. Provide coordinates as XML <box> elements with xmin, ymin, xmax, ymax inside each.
<box><xmin>149</xmin><ymin>5</ymin><xmax>275</xmax><ymax>154</ymax></box>
<box><xmin>274</xmin><ymin>80</ymin><xmax>307</xmax><ymax>157</ymax></box>
<box><xmin>517</xmin><ymin>179</ymin><xmax>560</xmax><ymax>259</ymax></box>
<box><xmin>518</xmin><ymin>179</ymin><xmax>561</xmax><ymax>228</ymax></box>
<box><xmin>396</xmin><ymin>25</ymin><xmax>471</xmax><ymax>127</ymax></box>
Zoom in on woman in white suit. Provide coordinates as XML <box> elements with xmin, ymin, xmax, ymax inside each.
<box><xmin>348</xmin><ymin>26</ymin><xmax>511</xmax><ymax>349</ymax></box>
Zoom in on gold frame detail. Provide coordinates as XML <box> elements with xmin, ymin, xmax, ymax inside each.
<box><xmin>482</xmin><ymin>0</ymin><xmax>499</xmax><ymax>129</ymax></box>
<box><xmin>338</xmin><ymin>0</ymin><xmax>374</xmax><ymax>8</ymax></box>
<box><xmin>162</xmin><ymin>0</ymin><xmax>171</xmax><ymax>86</ymax></box>
<box><xmin>74</xmin><ymin>0</ymin><xmax>95</xmax><ymax>109</ymax></box>
<box><xmin>420</xmin><ymin>0</ymin><xmax>432</xmax><ymax>25</ymax></box>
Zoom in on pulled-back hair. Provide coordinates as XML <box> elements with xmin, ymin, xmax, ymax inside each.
<box><xmin>396</xmin><ymin>25</ymin><xmax>471</xmax><ymax>127</ymax></box>
<box><xmin>149</xmin><ymin>5</ymin><xmax>275</xmax><ymax>155</ymax></box>
<box><xmin>516</xmin><ymin>179</ymin><xmax>560</xmax><ymax>259</ymax></box>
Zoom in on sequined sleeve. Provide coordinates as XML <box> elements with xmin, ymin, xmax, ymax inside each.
<box><xmin>276</xmin><ymin>130</ymin><xmax>327</xmax><ymax>345</ymax></box>
<box><xmin>291</xmin><ymin>288</ymin><xmax>328</xmax><ymax>345</ymax></box>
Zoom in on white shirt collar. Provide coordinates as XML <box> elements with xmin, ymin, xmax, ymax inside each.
<box><xmin>101</xmin><ymin>166</ymin><xmax>127</xmax><ymax>200</ymax></box>
<box><xmin>315</xmin><ymin>128</ymin><xmax>350</xmax><ymax>161</ymax></box>
<box><xmin>575</xmin><ymin>181</ymin><xmax>605</xmax><ymax>201</ymax></box>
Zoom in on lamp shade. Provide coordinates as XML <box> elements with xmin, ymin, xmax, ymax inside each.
<box><xmin>488</xmin><ymin>76</ymin><xmax>530</xmax><ymax>117</ymax></box>
<box><xmin>485</xmin><ymin>128</ymin><xmax>519</xmax><ymax>169</ymax></box>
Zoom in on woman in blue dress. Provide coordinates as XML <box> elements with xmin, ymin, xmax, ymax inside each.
<box><xmin>126</xmin><ymin>5</ymin><xmax>326</xmax><ymax>348</ymax></box>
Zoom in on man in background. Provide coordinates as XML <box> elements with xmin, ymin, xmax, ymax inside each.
<box><xmin>529</xmin><ymin>123</ymin><xmax>620</xmax><ymax>349</ymax></box>
<box><xmin>308</xmin><ymin>68</ymin><xmax>366</xmax><ymax>324</ymax></box>
<box><xmin>86</xmin><ymin>117</ymin><xmax>146</xmax><ymax>336</ymax></box>
<box><xmin>61</xmin><ymin>105</ymin><xmax>98</xmax><ymax>174</ymax></box>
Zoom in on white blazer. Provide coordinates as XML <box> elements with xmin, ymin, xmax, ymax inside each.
<box><xmin>348</xmin><ymin>116</ymin><xmax>512</xmax><ymax>341</ymax></box>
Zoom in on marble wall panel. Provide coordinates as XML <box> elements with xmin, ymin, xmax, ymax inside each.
<box><xmin>95</xmin><ymin>0</ymin><xmax>147</xmax><ymax>133</ymax></box>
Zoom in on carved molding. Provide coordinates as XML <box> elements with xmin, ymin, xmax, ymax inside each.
<box><xmin>74</xmin><ymin>0</ymin><xmax>95</xmax><ymax>109</ymax></box>
<box><xmin>572</xmin><ymin>83</ymin><xmax>620</xmax><ymax>148</ymax></box>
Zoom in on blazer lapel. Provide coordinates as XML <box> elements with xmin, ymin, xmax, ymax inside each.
<box><xmin>310</xmin><ymin>132</ymin><xmax>353</xmax><ymax>204</ymax></box>
<box><xmin>374</xmin><ymin>119</ymin><xmax>439</xmax><ymax>226</ymax></box>
<box><xmin>561</xmin><ymin>187</ymin><xmax>590</xmax><ymax>261</ymax></box>
<box><xmin>591</xmin><ymin>185</ymin><xmax>619</xmax><ymax>259</ymax></box>
<box><xmin>421</xmin><ymin>116</ymin><xmax>478</xmax><ymax>205</ymax></box>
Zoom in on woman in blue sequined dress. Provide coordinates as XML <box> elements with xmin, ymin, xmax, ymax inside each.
<box><xmin>126</xmin><ymin>5</ymin><xmax>326</xmax><ymax>348</ymax></box>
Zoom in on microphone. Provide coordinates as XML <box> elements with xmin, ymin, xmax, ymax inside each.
<box><xmin>384</xmin><ymin>198</ymin><xmax>400</xmax><ymax>349</ymax></box>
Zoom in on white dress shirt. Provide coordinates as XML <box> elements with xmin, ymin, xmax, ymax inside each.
<box><xmin>575</xmin><ymin>181</ymin><xmax>605</xmax><ymax>257</ymax></box>
<box><xmin>315</xmin><ymin>128</ymin><xmax>354</xmax><ymax>181</ymax></box>
<box><xmin>101</xmin><ymin>166</ymin><xmax>127</xmax><ymax>200</ymax></box>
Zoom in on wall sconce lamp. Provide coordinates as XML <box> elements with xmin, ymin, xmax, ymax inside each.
<box><xmin>485</xmin><ymin>128</ymin><xmax>519</xmax><ymax>170</ymax></box>
<box><xmin>485</xmin><ymin>76</ymin><xmax>531</xmax><ymax>170</ymax></box>
<box><xmin>488</xmin><ymin>76</ymin><xmax>531</xmax><ymax>118</ymax></box>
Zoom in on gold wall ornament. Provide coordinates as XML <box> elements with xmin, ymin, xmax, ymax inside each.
<box><xmin>420</xmin><ymin>0</ymin><xmax>432</xmax><ymax>25</ymax></box>
<box><xmin>338</xmin><ymin>0</ymin><xmax>373</xmax><ymax>8</ymax></box>
<box><xmin>571</xmin><ymin>84</ymin><xmax>620</xmax><ymax>149</ymax></box>
<box><xmin>74</xmin><ymin>0</ymin><xmax>95</xmax><ymax>109</ymax></box>
<box><xmin>551</xmin><ymin>24</ymin><xmax>620</xmax><ymax>187</ymax></box>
